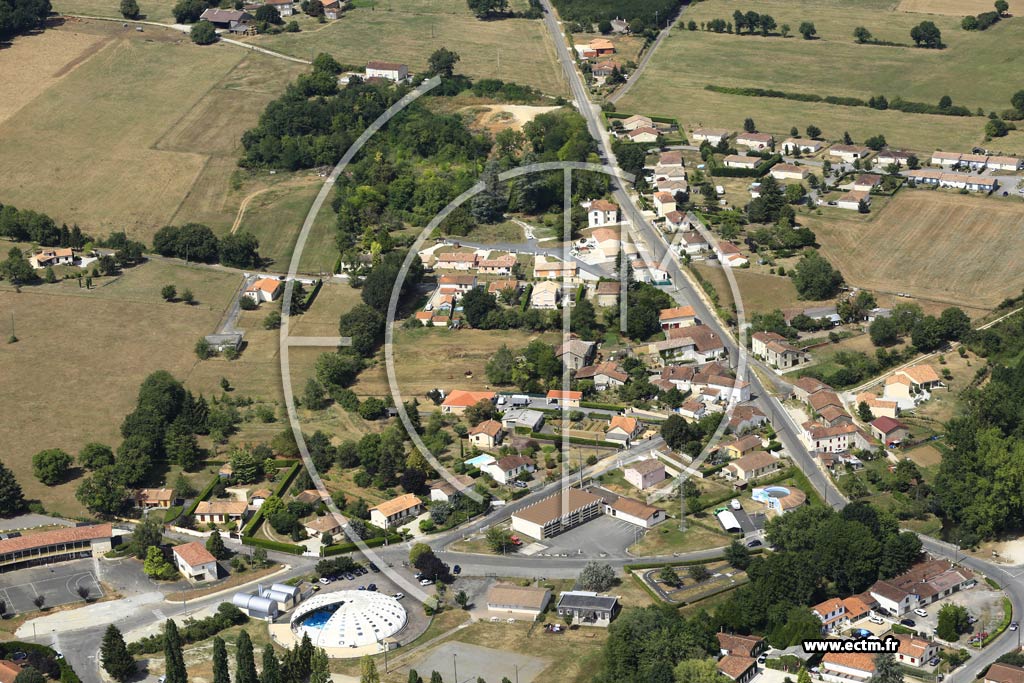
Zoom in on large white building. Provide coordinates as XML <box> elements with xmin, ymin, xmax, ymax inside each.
<box><xmin>290</xmin><ymin>591</ymin><xmax>407</xmax><ymax>649</ymax></box>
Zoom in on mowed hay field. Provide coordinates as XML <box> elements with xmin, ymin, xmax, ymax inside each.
<box><xmin>808</xmin><ymin>192</ymin><xmax>1024</xmax><ymax>310</ymax></box>
<box><xmin>0</xmin><ymin>260</ymin><xmax>241</xmax><ymax>516</ymax></box>
<box><xmin>240</xmin><ymin>0</ymin><xmax>567</xmax><ymax>96</ymax></box>
<box><xmin>53</xmin><ymin>0</ymin><xmax>178</xmax><ymax>22</ymax></box>
<box><xmin>620</xmin><ymin>0</ymin><xmax>1024</xmax><ymax>153</ymax></box>
<box><xmin>897</xmin><ymin>0</ymin><xmax>1020</xmax><ymax>15</ymax></box>
<box><xmin>0</xmin><ymin>21</ymin><xmax>306</xmax><ymax>242</ymax></box>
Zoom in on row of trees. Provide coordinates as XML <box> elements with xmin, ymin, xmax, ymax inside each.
<box><xmin>694</xmin><ymin>17</ymin><xmax>816</xmax><ymax>39</ymax></box>
<box><xmin>868</xmin><ymin>303</ymin><xmax>970</xmax><ymax>351</ymax></box>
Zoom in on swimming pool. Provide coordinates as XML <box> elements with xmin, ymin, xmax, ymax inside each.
<box><xmin>299</xmin><ymin>607</ymin><xmax>337</xmax><ymax>629</ymax></box>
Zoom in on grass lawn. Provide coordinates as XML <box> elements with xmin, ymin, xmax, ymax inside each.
<box><xmin>0</xmin><ymin>259</ymin><xmax>240</xmax><ymax>516</ymax></box>
<box><xmin>629</xmin><ymin>515</ymin><xmax>732</xmax><ymax>556</ymax></box>
<box><xmin>231</xmin><ymin>180</ymin><xmax>333</xmax><ymax>271</ymax></box>
<box><xmin>691</xmin><ymin>261</ymin><xmax>830</xmax><ymax>317</ymax></box>
<box><xmin>54</xmin><ymin>0</ymin><xmax>178</xmax><ymax>22</ymax></box>
<box><xmin>0</xmin><ymin>20</ymin><xmax>306</xmax><ymax>241</ymax></box>
<box><xmin>465</xmin><ymin>220</ymin><xmax>526</xmax><ymax>243</ymax></box>
<box><xmin>807</xmin><ymin>191</ymin><xmax>1024</xmax><ymax>312</ymax></box>
<box><xmin>237</xmin><ymin>0</ymin><xmax>568</xmax><ymax>96</ymax></box>
<box><xmin>354</xmin><ymin>327</ymin><xmax>560</xmax><ymax>398</ymax></box>
<box><xmin>619</xmin><ymin>0</ymin><xmax>1024</xmax><ymax>153</ymax></box>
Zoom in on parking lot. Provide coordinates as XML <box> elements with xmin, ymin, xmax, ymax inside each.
<box><xmin>530</xmin><ymin>516</ymin><xmax>644</xmax><ymax>558</ymax></box>
<box><xmin>0</xmin><ymin>559</ymin><xmax>104</xmax><ymax>615</ymax></box>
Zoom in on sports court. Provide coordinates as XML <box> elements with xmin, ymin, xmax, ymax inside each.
<box><xmin>0</xmin><ymin>559</ymin><xmax>104</xmax><ymax>615</ymax></box>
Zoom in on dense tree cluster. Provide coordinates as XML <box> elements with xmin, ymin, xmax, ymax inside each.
<box><xmin>715</xmin><ymin>503</ymin><xmax>921</xmax><ymax>646</ymax></box>
<box><xmin>599</xmin><ymin>605</ymin><xmax>718</xmax><ymax>682</ymax></box>
<box><xmin>550</xmin><ymin>0</ymin><xmax>679</xmax><ymax>31</ymax></box>
<box><xmin>910</xmin><ymin>20</ymin><xmax>942</xmax><ymax>48</ymax></box>
<box><xmin>0</xmin><ymin>0</ymin><xmax>50</xmax><ymax>42</ymax></box>
<box><xmin>790</xmin><ymin>250</ymin><xmax>843</xmax><ymax>300</ymax></box>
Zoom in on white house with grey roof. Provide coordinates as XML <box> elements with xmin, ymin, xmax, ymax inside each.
<box><xmin>557</xmin><ymin>591</ymin><xmax>620</xmax><ymax>627</ymax></box>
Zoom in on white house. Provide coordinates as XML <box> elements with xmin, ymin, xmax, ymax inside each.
<box><xmin>821</xmin><ymin>653</ymin><xmax>875</xmax><ymax>683</ymax></box>
<box><xmin>663</xmin><ymin>210</ymin><xmax>690</xmax><ymax>232</ymax></box>
<box><xmin>715</xmin><ymin>241</ymin><xmax>748</xmax><ymax>267</ymax></box>
<box><xmin>603</xmin><ymin>495</ymin><xmax>665</xmax><ymax>528</ymax></box>
<box><xmin>266</xmin><ymin>0</ymin><xmax>296</xmax><ymax>16</ymax></box>
<box><xmin>828</xmin><ymin>145</ymin><xmax>871</xmax><ymax>163</ymax></box>
<box><xmin>659</xmin><ymin>305</ymin><xmax>697</xmax><ymax>329</ymax></box>
<box><xmin>723</xmin><ymin>155</ymin><xmax>759</xmax><ymax>170</ymax></box>
<box><xmin>988</xmin><ymin>155</ymin><xmax>1022</xmax><ymax>171</ymax></box>
<box><xmin>366</xmin><ymin>61</ymin><xmax>409</xmax><ymax>82</ymax></box>
<box><xmin>679</xmin><ymin>231</ymin><xmax>709</xmax><ymax>255</ymax></box>
<box><xmin>893</xmin><ymin>635</ymin><xmax>939</xmax><ymax>668</ymax></box>
<box><xmin>530</xmin><ymin>280</ymin><xmax>561</xmax><ymax>309</ymax></box>
<box><xmin>852</xmin><ymin>173</ymin><xmax>883</xmax><ymax>192</ymax></box>
<box><xmin>781</xmin><ymin>138</ymin><xmax>824</xmax><ymax>155</ymax></box>
<box><xmin>172</xmin><ymin>542</ymin><xmax>218</xmax><ymax>583</ymax></box>
<box><xmin>468</xmin><ymin>419</ymin><xmax>504</xmax><ymax>449</ymax></box>
<box><xmin>587</xmin><ymin>199</ymin><xmax>619</xmax><ymax>227</ymax></box>
<box><xmin>736</xmin><ymin>132</ymin><xmax>774</xmax><ymax>150</ymax></box>
<box><xmin>691</xmin><ymin>128</ymin><xmax>731</xmax><ymax>145</ymax></box>
<box><xmin>194</xmin><ymin>500</ymin><xmax>249</xmax><ymax>525</ymax></box>
<box><xmin>243</xmin><ymin>278</ymin><xmax>283</xmax><ymax>304</ymax></box>
<box><xmin>429</xmin><ymin>474</ymin><xmax>475</xmax><ymax>503</ymax></box>
<box><xmin>652</xmin><ymin>191</ymin><xmax>676</xmax><ymax>217</ymax></box>
<box><xmin>770</xmin><ymin>163</ymin><xmax>807</xmax><ymax>181</ymax></box>
<box><xmin>482</xmin><ymin>455</ymin><xmax>535</xmax><ymax>484</ymax></box>
<box><xmin>836</xmin><ymin>190</ymin><xmax>870</xmax><ymax>210</ymax></box>
<box><xmin>620</xmin><ymin>114</ymin><xmax>653</xmax><ymax>131</ymax></box>
<box><xmin>626</xmin><ymin>127</ymin><xmax>659</xmax><ymax>143</ymax></box>
<box><xmin>368</xmin><ymin>493</ymin><xmax>423</xmax><ymax>529</ymax></box>
<box><xmin>931</xmin><ymin>151</ymin><xmax>961</xmax><ymax>167</ymax></box>
<box><xmin>29</xmin><ymin>248</ymin><xmax>75</xmax><ymax>269</ymax></box>
<box><xmin>876</xmin><ymin>149</ymin><xmax>915</xmax><ymax>167</ymax></box>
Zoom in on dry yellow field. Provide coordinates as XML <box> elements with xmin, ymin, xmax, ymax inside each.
<box><xmin>0</xmin><ymin>20</ymin><xmax>306</xmax><ymax>241</ymax></box>
<box><xmin>897</xmin><ymin>0</ymin><xmax>1019</xmax><ymax>15</ymax></box>
<box><xmin>809</xmin><ymin>191</ymin><xmax>1024</xmax><ymax>310</ymax></box>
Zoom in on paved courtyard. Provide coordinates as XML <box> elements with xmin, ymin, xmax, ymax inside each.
<box><xmin>0</xmin><ymin>558</ymin><xmax>104</xmax><ymax>615</ymax></box>
<box><xmin>530</xmin><ymin>516</ymin><xmax>643</xmax><ymax>559</ymax></box>
<box><xmin>404</xmin><ymin>641</ymin><xmax>548</xmax><ymax>683</ymax></box>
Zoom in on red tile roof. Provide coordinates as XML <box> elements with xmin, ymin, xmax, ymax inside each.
<box><xmin>0</xmin><ymin>524</ymin><xmax>112</xmax><ymax>555</ymax></box>
<box><xmin>172</xmin><ymin>541</ymin><xmax>217</xmax><ymax>568</ymax></box>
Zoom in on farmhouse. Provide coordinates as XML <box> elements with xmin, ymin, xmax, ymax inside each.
<box><xmin>653</xmin><ymin>191</ymin><xmax>676</xmax><ymax>216</ymax></box>
<box><xmin>626</xmin><ymin>126</ymin><xmax>660</xmax><ymax>143</ymax></box>
<box><xmin>884</xmin><ymin>365</ymin><xmax>942</xmax><ymax>400</ymax></box>
<box><xmin>556</xmin><ymin>337</ymin><xmax>597</xmax><ymax>370</ymax></box>
<box><xmin>870</xmin><ymin>416</ymin><xmax>910</xmax><ymax>446</ymax></box>
<box><xmin>482</xmin><ymin>455</ymin><xmax>535</xmax><ymax>484</ymax></box>
<box><xmin>0</xmin><ymin>524</ymin><xmax>114</xmax><ymax>573</ymax></box>
<box><xmin>723</xmin><ymin>155</ymin><xmax>759</xmax><ymax>170</ymax></box>
<box><xmin>717</xmin><ymin>656</ymin><xmax>757</xmax><ymax>683</ymax></box>
<box><xmin>726</xmin><ymin>451</ymin><xmax>778</xmax><ymax>481</ymax></box>
<box><xmin>593</xmin><ymin>280</ymin><xmax>620</xmax><ymax>306</ymax></box>
<box><xmin>530</xmin><ymin>280</ymin><xmax>561</xmax><ymax>309</ymax></box>
<box><xmin>770</xmin><ymin>163</ymin><xmax>807</xmax><ymax>181</ymax></box>
<box><xmin>659</xmin><ymin>305</ymin><xmax>697</xmax><ymax>329</ymax></box>
<box><xmin>29</xmin><ymin>247</ymin><xmax>74</xmax><ymax>269</ymax></box>
<box><xmin>751</xmin><ymin>331</ymin><xmax>807</xmax><ymax>369</ymax></box>
<box><xmin>792</xmin><ymin>376</ymin><xmax>832</xmax><ymax>402</ymax></box>
<box><xmin>486</xmin><ymin>584</ymin><xmax>551</xmax><ymax>620</ymax></box>
<box><xmin>836</xmin><ymin>190</ymin><xmax>871</xmax><ymax>211</ymax></box>
<box><xmin>809</xmin><ymin>390</ymin><xmax>844</xmax><ymax>413</ymax></box>
<box><xmin>511</xmin><ymin>488</ymin><xmax>604</xmax><ymax>540</ymax></box>
<box><xmin>194</xmin><ymin>500</ymin><xmax>248</xmax><ymax>525</ymax></box>
<box><xmin>828</xmin><ymin>145</ymin><xmax>871</xmax><ymax>163</ymax></box>
<box><xmin>468</xmin><ymin>419</ymin><xmax>504</xmax><ymax>449</ymax></box>
<box><xmin>369</xmin><ymin>493</ymin><xmax>423</xmax><ymax>529</ymax></box>
<box><xmin>677</xmin><ymin>399</ymin><xmax>706</xmax><ymax>420</ymax></box>
<box><xmin>199</xmin><ymin>8</ymin><xmax>253</xmax><ymax>28</ymax></box>
<box><xmin>546</xmin><ymin>389</ymin><xmax>582</xmax><ymax>408</ymax></box>
<box><xmin>365</xmin><ymin>61</ymin><xmax>409</xmax><ymax>82</ymax></box>
<box><xmin>244</xmin><ymin>278</ymin><xmax>284</xmax><ymax>304</ymax></box>
<box><xmin>556</xmin><ymin>591</ymin><xmax>620</xmax><ymax>627</ymax></box>
<box><xmin>691</xmin><ymin>128</ymin><xmax>732</xmax><ymax>145</ymax></box>
<box><xmin>623</xmin><ymin>458</ymin><xmax>665</xmax><ymax>489</ymax></box>
<box><xmin>802</xmin><ymin>421</ymin><xmax>868</xmax><ymax>453</ymax></box>
<box><xmin>321</xmin><ymin>0</ymin><xmax>341</xmax><ymax>20</ymax></box>
<box><xmin>172</xmin><ymin>542</ymin><xmax>218</xmax><ymax>583</ymax></box>
<box><xmin>852</xmin><ymin>174</ymin><xmax>883</xmax><ymax>192</ymax></box>
<box><xmin>718</xmin><ymin>633</ymin><xmax>766</xmax><ymax>658</ymax></box>
<box><xmin>781</xmin><ymin>138</ymin><xmax>824</xmax><ymax>155</ymax></box>
<box><xmin>735</xmin><ymin>132</ymin><xmax>774</xmax><ymax>150</ymax></box>
<box><xmin>647</xmin><ymin>325</ymin><xmax>726</xmax><ymax>363</ymax></box>
<box><xmin>441</xmin><ymin>390</ymin><xmax>496</xmax><ymax>415</ymax></box>
<box><xmin>575</xmin><ymin>361</ymin><xmax>628</xmax><ymax>390</ymax></box>
<box><xmin>587</xmin><ymin>199</ymin><xmax>619</xmax><ymax>227</ymax></box>
<box><xmin>818</xmin><ymin>405</ymin><xmax>852</xmax><ymax>428</ymax></box>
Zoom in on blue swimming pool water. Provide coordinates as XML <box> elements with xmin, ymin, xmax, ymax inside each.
<box><xmin>300</xmin><ymin>608</ymin><xmax>334</xmax><ymax>629</ymax></box>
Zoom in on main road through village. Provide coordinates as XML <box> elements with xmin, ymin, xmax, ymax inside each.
<box><xmin>25</xmin><ymin>9</ymin><xmax>1024</xmax><ymax>683</ymax></box>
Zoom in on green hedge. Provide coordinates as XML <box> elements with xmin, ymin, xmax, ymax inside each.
<box><xmin>241</xmin><ymin>535</ymin><xmax>305</xmax><ymax>555</ymax></box>
<box><xmin>127</xmin><ymin>603</ymin><xmax>248</xmax><ymax>655</ymax></box>
<box><xmin>321</xmin><ymin>533</ymin><xmax>402</xmax><ymax>556</ymax></box>
<box><xmin>164</xmin><ymin>505</ymin><xmax>184</xmax><ymax>523</ymax></box>
<box><xmin>981</xmin><ymin>598</ymin><xmax>1013</xmax><ymax>647</ymax></box>
<box><xmin>242</xmin><ymin>461</ymin><xmax>303</xmax><ymax>536</ymax></box>
<box><xmin>986</xmin><ymin>577</ymin><xmax>1001</xmax><ymax>590</ymax></box>
<box><xmin>709</xmin><ymin>153</ymin><xmax>780</xmax><ymax>178</ymax></box>
<box><xmin>528</xmin><ymin>431</ymin><xmax>613</xmax><ymax>447</ymax></box>
<box><xmin>302</xmin><ymin>279</ymin><xmax>323</xmax><ymax>309</ymax></box>
<box><xmin>184</xmin><ymin>475</ymin><xmax>221</xmax><ymax>517</ymax></box>
<box><xmin>704</xmin><ymin>84</ymin><xmax>974</xmax><ymax>117</ymax></box>
<box><xmin>579</xmin><ymin>401</ymin><xmax>627</xmax><ymax>411</ymax></box>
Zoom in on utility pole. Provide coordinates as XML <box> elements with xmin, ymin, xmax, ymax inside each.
<box><xmin>453</xmin><ymin>653</ymin><xmax>458</xmax><ymax>683</ymax></box>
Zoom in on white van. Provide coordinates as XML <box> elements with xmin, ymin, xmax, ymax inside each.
<box><xmin>730</xmin><ymin>499</ymin><xmax>742</xmax><ymax>511</ymax></box>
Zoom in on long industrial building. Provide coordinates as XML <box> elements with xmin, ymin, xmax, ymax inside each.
<box><xmin>0</xmin><ymin>524</ymin><xmax>115</xmax><ymax>573</ymax></box>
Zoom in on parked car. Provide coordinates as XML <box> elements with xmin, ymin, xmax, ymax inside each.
<box><xmin>367</xmin><ymin>583</ymin><xmax>377</xmax><ymax>591</ymax></box>
<box><xmin>757</xmin><ymin>655</ymin><xmax>766</xmax><ymax>664</ymax></box>
<box><xmin>746</xmin><ymin>539</ymin><xmax>762</xmax><ymax>548</ymax></box>
<box><xmin>318</xmin><ymin>577</ymin><xmax>331</xmax><ymax>585</ymax></box>
<box><xmin>869</xmin><ymin>615</ymin><xmax>885</xmax><ymax>625</ymax></box>
<box><xmin>369</xmin><ymin>563</ymin><xmax>380</xmax><ymax>573</ymax></box>
<box><xmin>393</xmin><ymin>592</ymin><xmax>405</xmax><ymax>600</ymax></box>
<box><xmin>453</xmin><ymin>565</ymin><xmax>462</xmax><ymax>575</ymax></box>
<box><xmin>420</xmin><ymin>578</ymin><xmax>434</xmax><ymax>586</ymax></box>
<box><xmin>929</xmin><ymin>658</ymin><xmax>941</xmax><ymax>666</ymax></box>
<box><xmin>1010</xmin><ymin>622</ymin><xmax>1019</xmax><ymax>631</ymax></box>
<box><xmin>730</xmin><ymin>499</ymin><xmax>741</xmax><ymax>511</ymax></box>
<box><xmin>914</xmin><ymin>608</ymin><xmax>928</xmax><ymax>618</ymax></box>
<box><xmin>343</xmin><ymin>573</ymin><xmax>355</xmax><ymax>581</ymax></box>
<box><xmin>900</xmin><ymin>619</ymin><xmax>916</xmax><ymax>627</ymax></box>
